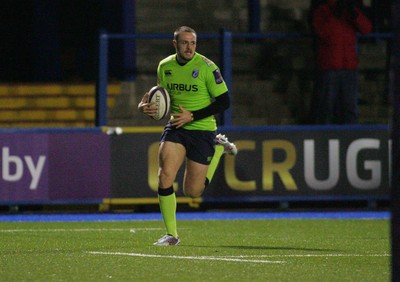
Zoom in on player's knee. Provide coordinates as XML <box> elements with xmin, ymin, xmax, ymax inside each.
<box><xmin>183</xmin><ymin>179</ymin><xmax>209</xmax><ymax>198</ymax></box>
<box><xmin>158</xmin><ymin>170</ymin><xmax>176</xmax><ymax>188</ymax></box>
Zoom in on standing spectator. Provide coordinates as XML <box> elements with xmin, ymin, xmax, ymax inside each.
<box><xmin>311</xmin><ymin>0</ymin><xmax>372</xmax><ymax>124</ymax></box>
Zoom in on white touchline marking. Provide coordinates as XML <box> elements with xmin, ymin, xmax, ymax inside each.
<box><xmin>129</xmin><ymin>228</ymin><xmax>164</xmax><ymax>233</ymax></box>
<box><xmin>226</xmin><ymin>253</ymin><xmax>391</xmax><ymax>258</ymax></box>
<box><xmin>88</xmin><ymin>251</ymin><xmax>285</xmax><ymax>264</ymax></box>
<box><xmin>0</xmin><ymin>228</ymin><xmax>163</xmax><ymax>233</ymax></box>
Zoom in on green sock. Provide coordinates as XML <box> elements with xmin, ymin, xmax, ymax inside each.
<box><xmin>158</xmin><ymin>192</ymin><xmax>178</xmax><ymax>238</ymax></box>
<box><xmin>206</xmin><ymin>145</ymin><xmax>225</xmax><ymax>182</ymax></box>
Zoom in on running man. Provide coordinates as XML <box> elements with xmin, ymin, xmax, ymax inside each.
<box><xmin>138</xmin><ymin>26</ymin><xmax>237</xmax><ymax>246</ymax></box>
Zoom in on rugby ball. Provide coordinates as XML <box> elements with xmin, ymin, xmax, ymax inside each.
<box><xmin>147</xmin><ymin>86</ymin><xmax>170</xmax><ymax>120</ymax></box>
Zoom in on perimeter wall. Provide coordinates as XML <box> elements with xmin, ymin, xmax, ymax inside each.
<box><xmin>0</xmin><ymin>126</ymin><xmax>390</xmax><ymax>207</ymax></box>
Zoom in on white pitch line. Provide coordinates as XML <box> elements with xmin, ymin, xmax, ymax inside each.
<box><xmin>226</xmin><ymin>253</ymin><xmax>390</xmax><ymax>258</ymax></box>
<box><xmin>88</xmin><ymin>251</ymin><xmax>285</xmax><ymax>264</ymax></box>
<box><xmin>129</xmin><ymin>228</ymin><xmax>164</xmax><ymax>233</ymax></box>
<box><xmin>0</xmin><ymin>228</ymin><xmax>163</xmax><ymax>233</ymax></box>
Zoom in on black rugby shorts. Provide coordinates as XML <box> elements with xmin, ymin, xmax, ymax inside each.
<box><xmin>160</xmin><ymin>124</ymin><xmax>216</xmax><ymax>165</ymax></box>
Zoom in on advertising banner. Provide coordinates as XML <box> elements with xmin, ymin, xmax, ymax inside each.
<box><xmin>110</xmin><ymin>126</ymin><xmax>390</xmax><ymax>201</ymax></box>
<box><xmin>0</xmin><ymin>126</ymin><xmax>389</xmax><ymax>204</ymax></box>
<box><xmin>0</xmin><ymin>130</ymin><xmax>111</xmax><ymax>202</ymax></box>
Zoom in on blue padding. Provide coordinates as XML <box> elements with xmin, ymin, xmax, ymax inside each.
<box><xmin>0</xmin><ymin>211</ymin><xmax>390</xmax><ymax>222</ymax></box>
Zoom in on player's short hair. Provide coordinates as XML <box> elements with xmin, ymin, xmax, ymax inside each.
<box><xmin>174</xmin><ymin>26</ymin><xmax>197</xmax><ymax>41</ymax></box>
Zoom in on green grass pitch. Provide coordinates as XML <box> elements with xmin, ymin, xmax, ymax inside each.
<box><xmin>0</xmin><ymin>218</ymin><xmax>390</xmax><ymax>281</ymax></box>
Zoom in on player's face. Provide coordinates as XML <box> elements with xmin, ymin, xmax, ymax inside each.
<box><xmin>174</xmin><ymin>32</ymin><xmax>197</xmax><ymax>63</ymax></box>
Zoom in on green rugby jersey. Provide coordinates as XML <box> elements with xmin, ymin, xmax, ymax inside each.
<box><xmin>157</xmin><ymin>52</ymin><xmax>228</xmax><ymax>131</ymax></box>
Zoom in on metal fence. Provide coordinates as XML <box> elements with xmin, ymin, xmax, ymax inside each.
<box><xmin>97</xmin><ymin>31</ymin><xmax>393</xmax><ymax>127</ymax></box>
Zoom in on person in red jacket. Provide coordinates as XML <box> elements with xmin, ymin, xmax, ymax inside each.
<box><xmin>311</xmin><ymin>0</ymin><xmax>372</xmax><ymax>124</ymax></box>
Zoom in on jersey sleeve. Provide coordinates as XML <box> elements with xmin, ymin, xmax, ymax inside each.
<box><xmin>205</xmin><ymin>64</ymin><xmax>229</xmax><ymax>98</ymax></box>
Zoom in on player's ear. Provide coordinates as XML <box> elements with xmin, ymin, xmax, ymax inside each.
<box><xmin>172</xmin><ymin>40</ymin><xmax>177</xmax><ymax>48</ymax></box>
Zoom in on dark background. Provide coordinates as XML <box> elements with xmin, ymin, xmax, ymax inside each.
<box><xmin>0</xmin><ymin>0</ymin><xmax>391</xmax><ymax>83</ymax></box>
<box><xmin>0</xmin><ymin>0</ymin><xmax>124</xmax><ymax>82</ymax></box>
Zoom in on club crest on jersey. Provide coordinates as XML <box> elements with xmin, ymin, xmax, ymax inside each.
<box><xmin>164</xmin><ymin>70</ymin><xmax>172</xmax><ymax>76</ymax></box>
<box><xmin>213</xmin><ymin>69</ymin><xmax>224</xmax><ymax>84</ymax></box>
<box><xmin>192</xmin><ymin>69</ymin><xmax>199</xmax><ymax>78</ymax></box>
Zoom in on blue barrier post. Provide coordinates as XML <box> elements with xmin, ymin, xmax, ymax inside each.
<box><xmin>96</xmin><ymin>31</ymin><xmax>109</xmax><ymax>126</ymax></box>
<box><xmin>221</xmin><ymin>30</ymin><xmax>233</xmax><ymax>126</ymax></box>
